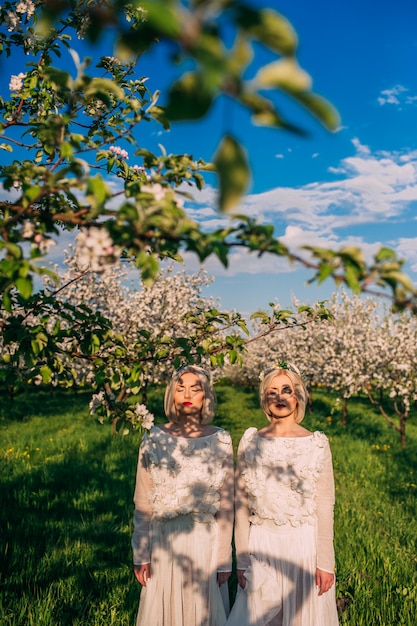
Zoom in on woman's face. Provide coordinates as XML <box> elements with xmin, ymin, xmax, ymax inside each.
<box><xmin>174</xmin><ymin>371</ymin><xmax>205</xmax><ymax>420</ymax></box>
<box><xmin>266</xmin><ymin>373</ymin><xmax>298</xmax><ymax>421</ymax></box>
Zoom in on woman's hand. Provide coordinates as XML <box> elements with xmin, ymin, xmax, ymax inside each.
<box><xmin>217</xmin><ymin>571</ymin><xmax>231</xmax><ymax>586</ymax></box>
<box><xmin>316</xmin><ymin>568</ymin><xmax>334</xmax><ymax>596</ymax></box>
<box><xmin>237</xmin><ymin>569</ymin><xmax>247</xmax><ymax>589</ymax></box>
<box><xmin>134</xmin><ymin>563</ymin><xmax>151</xmax><ymax>587</ymax></box>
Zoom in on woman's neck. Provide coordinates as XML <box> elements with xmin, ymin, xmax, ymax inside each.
<box><xmin>260</xmin><ymin>417</ymin><xmax>310</xmax><ymax>438</ymax></box>
<box><xmin>161</xmin><ymin>420</ymin><xmax>216</xmax><ymax>438</ymax></box>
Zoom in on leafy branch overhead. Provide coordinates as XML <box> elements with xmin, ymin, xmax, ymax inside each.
<box><xmin>1</xmin><ymin>0</ymin><xmax>417</xmax><ymax>431</ymax></box>
<box><xmin>1</xmin><ymin>0</ymin><xmax>415</xmax><ymax>308</ymax></box>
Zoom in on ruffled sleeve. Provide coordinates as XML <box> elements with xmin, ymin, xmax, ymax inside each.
<box><xmin>315</xmin><ymin>434</ymin><xmax>336</xmax><ymax>573</ymax></box>
<box><xmin>131</xmin><ymin>433</ymin><xmax>152</xmax><ymax>565</ymax></box>
<box><xmin>216</xmin><ymin>430</ymin><xmax>234</xmax><ymax>572</ymax></box>
<box><xmin>234</xmin><ymin>428</ymin><xmax>256</xmax><ymax>570</ymax></box>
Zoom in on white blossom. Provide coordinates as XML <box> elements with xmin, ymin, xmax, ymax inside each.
<box><xmin>32</xmin><ymin>234</ymin><xmax>56</xmax><ymax>254</ymax></box>
<box><xmin>77</xmin><ymin>14</ymin><xmax>91</xmax><ymax>39</ymax></box>
<box><xmin>109</xmin><ymin>145</ymin><xmax>128</xmax><ymax>159</ymax></box>
<box><xmin>76</xmin><ymin>226</ymin><xmax>121</xmax><ymax>272</ymax></box>
<box><xmin>38</xmin><ymin>250</ymin><xmax>216</xmax><ymax>389</ymax></box>
<box><xmin>22</xmin><ymin>222</ymin><xmax>35</xmax><ymax>238</ymax></box>
<box><xmin>104</xmin><ymin>56</ymin><xmax>120</xmax><ymax>64</ymax></box>
<box><xmin>4</xmin><ymin>11</ymin><xmax>20</xmax><ymax>31</ymax></box>
<box><xmin>16</xmin><ymin>1</ymin><xmax>35</xmax><ymax>17</ymax></box>
<box><xmin>89</xmin><ymin>391</ymin><xmax>106</xmax><ymax>415</ymax></box>
<box><xmin>24</xmin><ymin>32</ymin><xmax>37</xmax><ymax>51</ymax></box>
<box><xmin>9</xmin><ymin>72</ymin><xmax>26</xmax><ymax>92</ymax></box>
<box><xmin>134</xmin><ymin>403</ymin><xmax>155</xmax><ymax>430</ymax></box>
<box><xmin>140</xmin><ymin>183</ymin><xmax>167</xmax><ymax>201</ymax></box>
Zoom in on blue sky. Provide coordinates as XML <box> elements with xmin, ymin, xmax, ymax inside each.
<box><xmin>133</xmin><ymin>0</ymin><xmax>417</xmax><ymax>314</ymax></box>
<box><xmin>2</xmin><ymin>0</ymin><xmax>417</xmax><ymax>316</ymax></box>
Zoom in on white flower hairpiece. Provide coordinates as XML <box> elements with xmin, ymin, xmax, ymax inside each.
<box><xmin>259</xmin><ymin>361</ymin><xmax>302</xmax><ymax>381</ymax></box>
<box><xmin>175</xmin><ymin>363</ymin><xmax>212</xmax><ymax>382</ymax></box>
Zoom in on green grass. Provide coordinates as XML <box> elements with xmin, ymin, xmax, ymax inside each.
<box><xmin>0</xmin><ymin>385</ymin><xmax>416</xmax><ymax>625</ymax></box>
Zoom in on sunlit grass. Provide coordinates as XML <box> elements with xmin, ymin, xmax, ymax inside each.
<box><xmin>0</xmin><ymin>385</ymin><xmax>416</xmax><ymax>625</ymax></box>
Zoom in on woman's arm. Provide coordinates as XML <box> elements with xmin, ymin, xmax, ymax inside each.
<box><xmin>216</xmin><ymin>434</ymin><xmax>234</xmax><ymax>580</ymax></box>
<box><xmin>234</xmin><ymin>435</ymin><xmax>251</xmax><ymax>587</ymax></box>
<box><xmin>315</xmin><ymin>438</ymin><xmax>336</xmax><ymax>579</ymax></box>
<box><xmin>131</xmin><ymin>437</ymin><xmax>153</xmax><ymax>583</ymax></box>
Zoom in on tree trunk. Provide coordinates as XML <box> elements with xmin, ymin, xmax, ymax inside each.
<box><xmin>341</xmin><ymin>397</ymin><xmax>348</xmax><ymax>426</ymax></box>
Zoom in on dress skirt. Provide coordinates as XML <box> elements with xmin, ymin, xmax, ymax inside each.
<box><xmin>227</xmin><ymin>522</ymin><xmax>339</xmax><ymax>626</ymax></box>
<box><xmin>136</xmin><ymin>513</ymin><xmax>229</xmax><ymax>626</ymax></box>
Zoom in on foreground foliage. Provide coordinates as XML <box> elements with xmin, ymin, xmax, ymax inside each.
<box><xmin>0</xmin><ymin>387</ymin><xmax>416</xmax><ymax>626</ymax></box>
<box><xmin>1</xmin><ymin>0</ymin><xmax>417</xmax><ymax>439</ymax></box>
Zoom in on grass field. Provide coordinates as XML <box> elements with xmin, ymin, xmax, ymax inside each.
<box><xmin>0</xmin><ymin>384</ymin><xmax>416</xmax><ymax>625</ymax></box>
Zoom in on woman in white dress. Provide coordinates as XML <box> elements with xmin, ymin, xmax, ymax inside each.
<box><xmin>228</xmin><ymin>363</ymin><xmax>339</xmax><ymax>626</ymax></box>
<box><xmin>132</xmin><ymin>365</ymin><xmax>234</xmax><ymax>626</ymax></box>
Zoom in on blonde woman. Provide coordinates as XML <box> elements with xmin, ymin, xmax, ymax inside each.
<box><xmin>132</xmin><ymin>365</ymin><xmax>234</xmax><ymax>626</ymax></box>
<box><xmin>228</xmin><ymin>362</ymin><xmax>338</xmax><ymax>626</ymax></box>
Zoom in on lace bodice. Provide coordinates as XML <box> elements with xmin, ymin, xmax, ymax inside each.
<box><xmin>142</xmin><ymin>426</ymin><xmax>232</xmax><ymax>522</ymax></box>
<box><xmin>234</xmin><ymin>427</ymin><xmax>336</xmax><ymax>572</ymax></box>
<box><xmin>241</xmin><ymin>427</ymin><xmax>331</xmax><ymax>527</ymax></box>
<box><xmin>132</xmin><ymin>426</ymin><xmax>234</xmax><ymax>569</ymax></box>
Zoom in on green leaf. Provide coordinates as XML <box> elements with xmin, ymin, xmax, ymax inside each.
<box><xmin>137</xmin><ymin>0</ymin><xmax>181</xmax><ymax>38</ymax></box>
<box><xmin>86</xmin><ymin>175</ymin><xmax>111</xmax><ymax>208</ymax></box>
<box><xmin>227</xmin><ymin>34</ymin><xmax>253</xmax><ymax>78</ymax></box>
<box><xmin>236</xmin><ymin>7</ymin><xmax>297</xmax><ymax>55</ymax></box>
<box><xmin>255</xmin><ymin>58</ymin><xmax>312</xmax><ymax>92</ymax></box>
<box><xmin>22</xmin><ymin>184</ymin><xmax>42</xmax><ymax>204</ymax></box>
<box><xmin>214</xmin><ymin>134</ymin><xmax>250</xmax><ymax>212</ymax></box>
<box><xmin>15</xmin><ymin>277</ymin><xmax>33</xmax><ymax>299</ymax></box>
<box><xmin>229</xmin><ymin>350</ymin><xmax>238</xmax><ymax>364</ymax></box>
<box><xmin>44</xmin><ymin>66</ymin><xmax>71</xmax><ymax>89</ymax></box>
<box><xmin>339</xmin><ymin>246</ymin><xmax>366</xmax><ymax>267</ymax></box>
<box><xmin>381</xmin><ymin>271</ymin><xmax>416</xmax><ymax>294</ymax></box>
<box><xmin>375</xmin><ymin>247</ymin><xmax>396</xmax><ymax>262</ymax></box>
<box><xmin>165</xmin><ymin>73</ymin><xmax>213</xmax><ymax>121</ymax></box>
<box><xmin>39</xmin><ymin>365</ymin><xmax>52</xmax><ymax>384</ymax></box>
<box><xmin>290</xmin><ymin>91</ymin><xmax>340</xmax><ymax>132</ymax></box>
<box><xmin>345</xmin><ymin>265</ymin><xmax>362</xmax><ymax>293</ymax></box>
<box><xmin>59</xmin><ymin>142</ymin><xmax>73</xmax><ymax>159</ymax></box>
<box><xmin>316</xmin><ymin>263</ymin><xmax>334</xmax><ymax>284</ymax></box>
<box><xmin>84</xmin><ymin>78</ymin><xmax>125</xmax><ymax>104</ymax></box>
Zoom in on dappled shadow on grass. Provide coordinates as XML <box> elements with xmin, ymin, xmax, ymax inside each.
<box><xmin>0</xmin><ymin>393</ymin><xmax>236</xmax><ymax>625</ymax></box>
<box><xmin>0</xmin><ymin>388</ymin><xmax>93</xmax><ymax>422</ymax></box>
<box><xmin>386</xmin><ymin>440</ymin><xmax>417</xmax><ymax>510</ymax></box>
<box><xmin>309</xmin><ymin>391</ymin><xmax>389</xmax><ymax>442</ymax></box>
<box><xmin>0</xmin><ymin>416</ymin><xmax>140</xmax><ymax>624</ymax></box>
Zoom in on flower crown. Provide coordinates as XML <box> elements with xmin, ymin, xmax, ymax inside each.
<box><xmin>175</xmin><ymin>363</ymin><xmax>212</xmax><ymax>382</ymax></box>
<box><xmin>259</xmin><ymin>361</ymin><xmax>302</xmax><ymax>381</ymax></box>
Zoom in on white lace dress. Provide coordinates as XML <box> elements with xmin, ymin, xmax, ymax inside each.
<box><xmin>132</xmin><ymin>426</ymin><xmax>234</xmax><ymax>626</ymax></box>
<box><xmin>228</xmin><ymin>428</ymin><xmax>339</xmax><ymax>626</ymax></box>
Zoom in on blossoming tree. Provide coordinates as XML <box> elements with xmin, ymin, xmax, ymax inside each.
<box><xmin>225</xmin><ymin>291</ymin><xmax>416</xmax><ymax>446</ymax></box>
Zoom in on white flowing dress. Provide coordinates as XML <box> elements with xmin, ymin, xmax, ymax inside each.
<box><xmin>132</xmin><ymin>426</ymin><xmax>234</xmax><ymax>626</ymax></box>
<box><xmin>228</xmin><ymin>428</ymin><xmax>339</xmax><ymax>626</ymax></box>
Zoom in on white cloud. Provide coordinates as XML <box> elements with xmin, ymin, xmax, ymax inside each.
<box><xmin>181</xmin><ymin>140</ymin><xmax>417</xmax><ymax>284</ymax></box>
<box><xmin>231</xmin><ymin>140</ymin><xmax>417</xmax><ymax>233</ymax></box>
<box><xmin>4</xmin><ymin>139</ymin><xmax>417</xmax><ymax>288</ymax></box>
<box><xmin>377</xmin><ymin>84</ymin><xmax>408</xmax><ymax>106</ymax></box>
<box><xmin>179</xmin><ymin>247</ymin><xmax>294</xmax><ymax>278</ymax></box>
<box><xmin>396</xmin><ymin>237</ymin><xmax>417</xmax><ymax>272</ymax></box>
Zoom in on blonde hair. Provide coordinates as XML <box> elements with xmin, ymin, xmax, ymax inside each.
<box><xmin>259</xmin><ymin>367</ymin><xmax>308</xmax><ymax>424</ymax></box>
<box><xmin>164</xmin><ymin>365</ymin><xmax>217</xmax><ymax>424</ymax></box>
